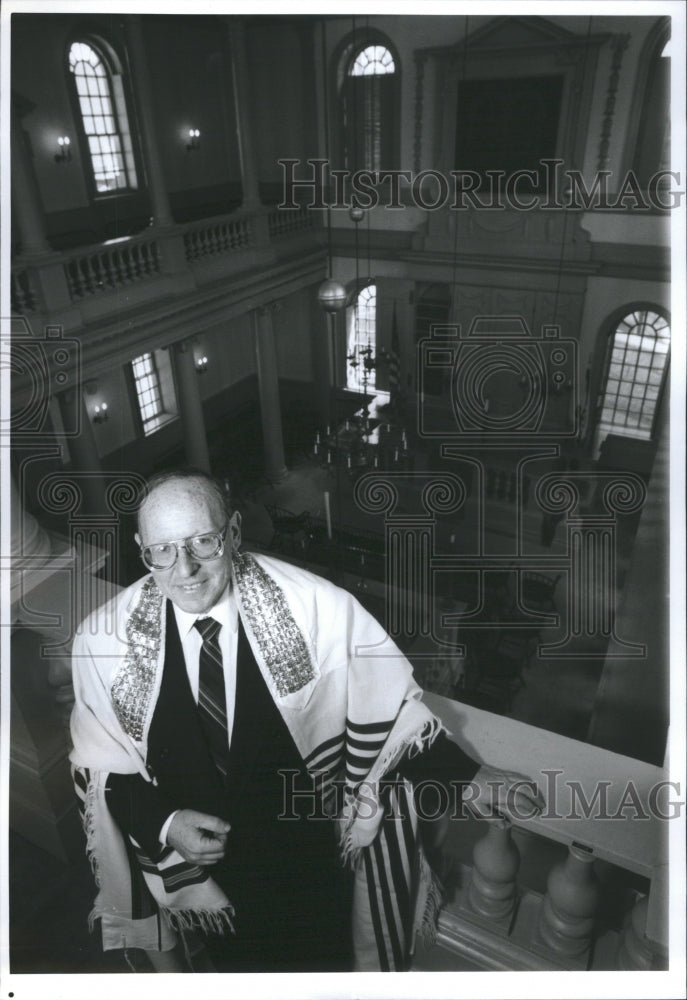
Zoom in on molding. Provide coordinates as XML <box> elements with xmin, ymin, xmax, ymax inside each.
<box><xmin>597</xmin><ymin>35</ymin><xmax>631</xmax><ymax>172</ymax></box>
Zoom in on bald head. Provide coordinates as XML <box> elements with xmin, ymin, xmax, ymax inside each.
<box><xmin>135</xmin><ymin>471</ymin><xmax>240</xmax><ymax>614</ymax></box>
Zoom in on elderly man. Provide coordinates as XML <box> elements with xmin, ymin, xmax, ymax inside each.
<box><xmin>70</xmin><ymin>468</ymin><xmax>540</xmax><ymax>972</ymax></box>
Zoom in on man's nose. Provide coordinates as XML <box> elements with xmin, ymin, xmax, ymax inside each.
<box><xmin>175</xmin><ymin>546</ymin><xmax>200</xmax><ymax>576</ymax></box>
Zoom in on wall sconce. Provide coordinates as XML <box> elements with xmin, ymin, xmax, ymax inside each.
<box><xmin>93</xmin><ymin>402</ymin><xmax>109</xmax><ymax>424</ymax></box>
<box><xmin>195</xmin><ymin>355</ymin><xmax>208</xmax><ymax>374</ymax></box>
<box><xmin>55</xmin><ymin>136</ymin><xmax>72</xmax><ymax>163</ymax></box>
<box><xmin>186</xmin><ymin>128</ymin><xmax>201</xmax><ymax>152</ymax></box>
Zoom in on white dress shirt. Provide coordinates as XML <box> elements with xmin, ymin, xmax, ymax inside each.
<box><xmin>159</xmin><ymin>585</ymin><xmax>239</xmax><ymax>845</ymax></box>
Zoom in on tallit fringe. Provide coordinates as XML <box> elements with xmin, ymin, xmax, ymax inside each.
<box><xmin>419</xmin><ymin>863</ymin><xmax>444</xmax><ymax>949</ymax></box>
<box><xmin>81</xmin><ymin>775</ymin><xmax>102</xmax><ymax>888</ymax></box>
<box><xmin>338</xmin><ymin>715</ymin><xmax>446</xmax><ymax>870</ymax></box>
<box><xmin>161</xmin><ymin>905</ymin><xmax>235</xmax><ymax>937</ymax></box>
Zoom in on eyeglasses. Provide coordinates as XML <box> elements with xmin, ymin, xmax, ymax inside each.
<box><xmin>140</xmin><ymin>524</ymin><xmax>228</xmax><ymax>570</ymax></box>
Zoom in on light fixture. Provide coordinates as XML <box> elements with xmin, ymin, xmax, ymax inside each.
<box><xmin>186</xmin><ymin>128</ymin><xmax>201</xmax><ymax>152</ymax></box>
<box><xmin>55</xmin><ymin>136</ymin><xmax>71</xmax><ymax>163</ymax></box>
<box><xmin>195</xmin><ymin>354</ymin><xmax>208</xmax><ymax>374</ymax></box>
<box><xmin>349</xmin><ymin>204</ymin><xmax>365</xmax><ymax>223</ymax></box>
<box><xmin>317</xmin><ymin>279</ymin><xmax>347</xmax><ymax>313</ymax></box>
<box><xmin>93</xmin><ymin>402</ymin><xmax>108</xmax><ymax>424</ymax></box>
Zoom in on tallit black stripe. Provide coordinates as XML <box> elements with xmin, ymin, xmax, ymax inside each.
<box><xmin>346</xmin><ymin>718</ymin><xmax>395</xmax><ymax>735</ymax></box>
<box><xmin>309</xmin><ymin>746</ymin><xmax>344</xmax><ymax>773</ymax></box>
<box><xmin>364</xmin><ymin>848</ymin><xmax>390</xmax><ymax>972</ymax></box>
<box><xmin>382</xmin><ymin>786</ymin><xmax>411</xmax><ymax>928</ymax></box>
<box><xmin>304</xmin><ymin>731</ymin><xmax>345</xmax><ymax>763</ymax></box>
<box><xmin>373</xmin><ymin>827</ymin><xmax>404</xmax><ymax>969</ymax></box>
<box><xmin>162</xmin><ymin>867</ymin><xmax>210</xmax><ymax>891</ymax></box>
<box><xmin>345</xmin><ymin>750</ymin><xmax>380</xmax><ymax>770</ymax></box>
<box><xmin>72</xmin><ymin>766</ymin><xmax>88</xmax><ymax>795</ymax></box>
<box><xmin>346</xmin><ymin>734</ymin><xmax>387</xmax><ymax>752</ymax></box>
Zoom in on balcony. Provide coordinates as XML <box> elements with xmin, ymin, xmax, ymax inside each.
<box><xmin>10</xmin><ymin>203</ymin><xmax>324</xmax><ymax>333</ymax></box>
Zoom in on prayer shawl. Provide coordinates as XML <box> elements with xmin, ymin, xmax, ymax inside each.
<box><xmin>70</xmin><ymin>551</ymin><xmax>446</xmax><ymax>970</ymax></box>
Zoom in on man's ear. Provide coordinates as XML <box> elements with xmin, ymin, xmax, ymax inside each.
<box><xmin>229</xmin><ymin>511</ymin><xmax>242</xmax><ymax>549</ymax></box>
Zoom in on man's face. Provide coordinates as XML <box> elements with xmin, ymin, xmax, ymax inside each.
<box><xmin>136</xmin><ymin>478</ymin><xmax>239</xmax><ymax>614</ymax></box>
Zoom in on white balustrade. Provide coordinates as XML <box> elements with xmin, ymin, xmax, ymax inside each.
<box><xmin>268</xmin><ymin>204</ymin><xmax>315</xmax><ymax>239</ymax></box>
<box><xmin>183</xmin><ymin>212</ymin><xmax>254</xmax><ymax>262</ymax></box>
<box><xmin>64</xmin><ymin>236</ymin><xmax>160</xmax><ymax>300</ymax></box>
<box><xmin>10</xmin><ymin>268</ymin><xmax>37</xmax><ymax>313</ymax></box>
<box><xmin>419</xmin><ymin>692</ymin><xmax>670</xmax><ymax>971</ymax></box>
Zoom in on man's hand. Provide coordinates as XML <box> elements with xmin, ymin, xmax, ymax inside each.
<box><xmin>467</xmin><ymin>765</ymin><xmax>545</xmax><ymax>821</ymax></box>
<box><xmin>167</xmin><ymin>810</ymin><xmax>231</xmax><ymax>865</ymax></box>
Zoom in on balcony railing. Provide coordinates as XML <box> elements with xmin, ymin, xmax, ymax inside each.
<box><xmin>10</xmin><ymin>205</ymin><xmax>323</xmax><ymax>317</ymax></box>
<box><xmin>412</xmin><ymin>691</ymin><xmax>669</xmax><ymax>972</ymax></box>
<box><xmin>183</xmin><ymin>212</ymin><xmax>254</xmax><ymax>262</ymax></box>
<box><xmin>64</xmin><ymin>235</ymin><xmax>161</xmax><ymax>300</ymax></box>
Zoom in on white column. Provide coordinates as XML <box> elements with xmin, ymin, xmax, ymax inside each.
<box><xmin>125</xmin><ymin>15</ymin><xmax>174</xmax><ymax>227</ymax></box>
<box><xmin>172</xmin><ymin>340</ymin><xmax>211</xmax><ymax>473</ymax></box>
<box><xmin>226</xmin><ymin>17</ymin><xmax>261</xmax><ymax>208</ymax></box>
<box><xmin>253</xmin><ymin>303</ymin><xmax>287</xmax><ymax>482</ymax></box>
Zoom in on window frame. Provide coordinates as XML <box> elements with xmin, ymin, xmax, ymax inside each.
<box><xmin>592</xmin><ymin>305</ymin><xmax>670</xmax><ymax>452</ymax></box>
<box><xmin>332</xmin><ymin>29</ymin><xmax>401</xmax><ymax>177</ymax></box>
<box><xmin>66</xmin><ymin>33</ymin><xmax>141</xmax><ymax>202</ymax></box>
<box><xmin>346</xmin><ymin>283</ymin><xmax>378</xmax><ymax>393</ymax></box>
<box><xmin>130</xmin><ymin>350</ymin><xmax>177</xmax><ymax>437</ymax></box>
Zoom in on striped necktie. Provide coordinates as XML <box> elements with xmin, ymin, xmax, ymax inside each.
<box><xmin>194</xmin><ymin>616</ymin><xmax>228</xmax><ymax>777</ymax></box>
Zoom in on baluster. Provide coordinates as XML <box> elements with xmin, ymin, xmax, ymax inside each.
<box><xmin>114</xmin><ymin>248</ymin><xmax>128</xmax><ymax>285</ymax></box>
<box><xmin>537</xmin><ymin>843</ymin><xmax>599</xmax><ymax>959</ymax></box>
<box><xmin>128</xmin><ymin>245</ymin><xmax>141</xmax><ymax>280</ymax></box>
<box><xmin>140</xmin><ymin>242</ymin><xmax>151</xmax><ymax>276</ymax></box>
<box><xmin>467</xmin><ymin>817</ymin><xmax>520</xmax><ymax>920</ymax></box>
<box><xmin>83</xmin><ymin>256</ymin><xmax>99</xmax><ymax>295</ymax></box>
<box><xmin>66</xmin><ymin>260</ymin><xmax>81</xmax><ymax>299</ymax></box>
<box><xmin>616</xmin><ymin>895</ymin><xmax>661</xmax><ymax>970</ymax></box>
<box><xmin>11</xmin><ymin>272</ymin><xmax>25</xmax><ymax>312</ymax></box>
<box><xmin>216</xmin><ymin>222</ymin><xmax>228</xmax><ymax>253</ymax></box>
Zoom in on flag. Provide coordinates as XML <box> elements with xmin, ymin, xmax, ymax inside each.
<box><xmin>387</xmin><ymin>302</ymin><xmax>401</xmax><ymax>399</ymax></box>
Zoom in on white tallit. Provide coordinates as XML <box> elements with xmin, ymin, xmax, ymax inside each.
<box><xmin>70</xmin><ymin>550</ymin><xmax>445</xmax><ymax>969</ymax></box>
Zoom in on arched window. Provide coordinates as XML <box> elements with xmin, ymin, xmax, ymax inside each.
<box><xmin>347</xmin><ymin>285</ymin><xmax>377</xmax><ymax>392</ymax></box>
<box><xmin>69</xmin><ymin>39</ymin><xmax>138</xmax><ymax>194</ymax></box>
<box><xmin>339</xmin><ymin>38</ymin><xmax>398</xmax><ymax>173</ymax></box>
<box><xmin>594</xmin><ymin>308</ymin><xmax>670</xmax><ymax>450</ymax></box>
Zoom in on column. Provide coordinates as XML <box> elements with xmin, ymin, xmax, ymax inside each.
<box><xmin>253</xmin><ymin>303</ymin><xmax>287</xmax><ymax>482</ymax></box>
<box><xmin>125</xmin><ymin>15</ymin><xmax>174</xmax><ymax>227</ymax></box>
<box><xmin>172</xmin><ymin>340</ymin><xmax>211</xmax><ymax>473</ymax></box>
<box><xmin>58</xmin><ymin>388</ymin><xmax>108</xmax><ymax>516</ymax></box>
<box><xmin>10</xmin><ymin>473</ymin><xmax>52</xmax><ymax>563</ymax></box>
<box><xmin>226</xmin><ymin>17</ymin><xmax>261</xmax><ymax>208</ymax></box>
<box><xmin>11</xmin><ymin>108</ymin><xmax>51</xmax><ymax>255</ymax></box>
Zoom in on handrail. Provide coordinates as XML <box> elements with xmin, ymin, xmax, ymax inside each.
<box><xmin>422</xmin><ymin>691</ymin><xmax>667</xmax><ymax>879</ymax></box>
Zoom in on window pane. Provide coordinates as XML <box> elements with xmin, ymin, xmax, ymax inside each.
<box><xmin>598</xmin><ymin>309</ymin><xmax>670</xmax><ymax>442</ymax></box>
<box><xmin>69</xmin><ymin>39</ymin><xmax>136</xmax><ymax>193</ymax></box>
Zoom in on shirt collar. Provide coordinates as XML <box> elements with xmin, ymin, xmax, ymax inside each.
<box><xmin>173</xmin><ymin>585</ymin><xmax>239</xmax><ymax>637</ymax></box>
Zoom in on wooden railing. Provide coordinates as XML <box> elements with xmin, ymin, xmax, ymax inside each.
<box><xmin>414</xmin><ymin>692</ymin><xmax>670</xmax><ymax>972</ymax></box>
